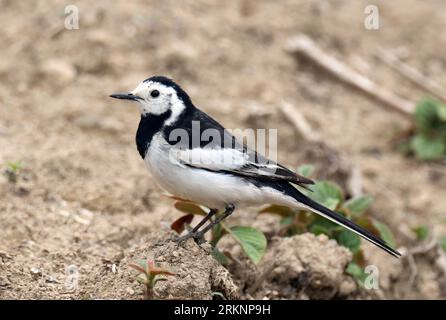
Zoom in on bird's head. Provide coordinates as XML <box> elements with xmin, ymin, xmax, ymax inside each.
<box><xmin>110</xmin><ymin>76</ymin><xmax>192</xmax><ymax>120</ymax></box>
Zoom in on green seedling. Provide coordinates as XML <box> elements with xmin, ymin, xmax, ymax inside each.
<box><xmin>4</xmin><ymin>161</ymin><xmax>23</xmax><ymax>183</ymax></box>
<box><xmin>346</xmin><ymin>261</ymin><xmax>368</xmax><ymax>287</ymax></box>
<box><xmin>170</xmin><ymin>200</ymin><xmax>266</xmax><ymax>265</ymax></box>
<box><xmin>211</xmin><ymin>291</ymin><xmax>226</xmax><ymax>300</ymax></box>
<box><xmin>397</xmin><ymin>98</ymin><xmax>446</xmax><ymax>160</ymax></box>
<box><xmin>411</xmin><ymin>226</ymin><xmax>446</xmax><ymax>254</ymax></box>
<box><xmin>412</xmin><ymin>225</ymin><xmax>429</xmax><ymax>241</ymax></box>
<box><xmin>259</xmin><ymin>164</ymin><xmax>396</xmax><ymax>282</ymax></box>
<box><xmin>129</xmin><ymin>259</ymin><xmax>175</xmax><ymax>300</ymax></box>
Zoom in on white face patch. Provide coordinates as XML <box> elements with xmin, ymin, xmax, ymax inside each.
<box><xmin>131</xmin><ymin>81</ymin><xmax>186</xmax><ymax>125</ymax></box>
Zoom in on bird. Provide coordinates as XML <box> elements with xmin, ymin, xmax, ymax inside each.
<box><xmin>110</xmin><ymin>75</ymin><xmax>400</xmax><ymax>258</ymax></box>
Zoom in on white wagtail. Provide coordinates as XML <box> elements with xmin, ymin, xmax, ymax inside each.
<box><xmin>110</xmin><ymin>76</ymin><xmax>400</xmax><ymax>257</ymax></box>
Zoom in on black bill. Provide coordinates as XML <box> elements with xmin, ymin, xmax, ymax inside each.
<box><xmin>109</xmin><ymin>93</ymin><xmax>141</xmax><ymax>101</ymax></box>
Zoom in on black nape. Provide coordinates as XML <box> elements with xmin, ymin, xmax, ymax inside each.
<box><xmin>143</xmin><ymin>76</ymin><xmax>194</xmax><ymax>108</ymax></box>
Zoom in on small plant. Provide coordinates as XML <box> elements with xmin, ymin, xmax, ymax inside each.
<box><xmin>129</xmin><ymin>259</ymin><xmax>175</xmax><ymax>300</ymax></box>
<box><xmin>411</xmin><ymin>225</ymin><xmax>446</xmax><ymax>253</ymax></box>
<box><xmin>259</xmin><ymin>164</ymin><xmax>396</xmax><ymax>283</ymax></box>
<box><xmin>398</xmin><ymin>98</ymin><xmax>446</xmax><ymax>160</ymax></box>
<box><xmin>3</xmin><ymin>161</ymin><xmax>23</xmax><ymax>183</ymax></box>
<box><xmin>345</xmin><ymin>261</ymin><xmax>368</xmax><ymax>286</ymax></box>
<box><xmin>170</xmin><ymin>200</ymin><xmax>267</xmax><ymax>265</ymax></box>
<box><xmin>412</xmin><ymin>225</ymin><xmax>429</xmax><ymax>241</ymax></box>
<box><xmin>211</xmin><ymin>291</ymin><xmax>226</xmax><ymax>300</ymax></box>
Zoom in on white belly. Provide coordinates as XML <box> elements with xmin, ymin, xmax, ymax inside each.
<box><xmin>143</xmin><ymin>134</ymin><xmax>295</xmax><ymax>210</ymax></box>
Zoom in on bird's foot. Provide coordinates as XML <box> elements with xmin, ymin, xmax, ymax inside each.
<box><xmin>174</xmin><ymin>231</ymin><xmax>206</xmax><ymax>246</ymax></box>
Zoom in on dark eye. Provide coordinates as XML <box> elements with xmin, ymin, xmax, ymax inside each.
<box><xmin>150</xmin><ymin>90</ymin><xmax>160</xmax><ymax>98</ymax></box>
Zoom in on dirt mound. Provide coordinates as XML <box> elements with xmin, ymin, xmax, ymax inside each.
<box><xmin>263</xmin><ymin>234</ymin><xmax>354</xmax><ymax>299</ymax></box>
<box><xmin>220</xmin><ymin>233</ymin><xmax>355</xmax><ymax>299</ymax></box>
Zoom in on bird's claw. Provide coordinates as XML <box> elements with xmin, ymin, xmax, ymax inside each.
<box><xmin>194</xmin><ymin>233</ymin><xmax>206</xmax><ymax>245</ymax></box>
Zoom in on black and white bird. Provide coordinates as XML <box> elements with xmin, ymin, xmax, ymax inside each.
<box><xmin>110</xmin><ymin>76</ymin><xmax>400</xmax><ymax>258</ymax></box>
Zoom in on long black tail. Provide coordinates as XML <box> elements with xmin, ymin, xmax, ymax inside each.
<box><xmin>283</xmin><ymin>182</ymin><xmax>401</xmax><ymax>258</ymax></box>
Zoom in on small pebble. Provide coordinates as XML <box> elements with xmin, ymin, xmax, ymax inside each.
<box><xmin>66</xmin><ymin>265</ymin><xmax>79</xmax><ymax>275</ymax></box>
<box><xmin>30</xmin><ymin>267</ymin><xmax>41</xmax><ymax>278</ymax></box>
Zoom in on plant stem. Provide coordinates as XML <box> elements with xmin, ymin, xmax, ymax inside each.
<box><xmin>145</xmin><ymin>285</ymin><xmax>154</xmax><ymax>300</ymax></box>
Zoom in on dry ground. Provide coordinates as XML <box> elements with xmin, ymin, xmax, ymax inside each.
<box><xmin>0</xmin><ymin>0</ymin><xmax>445</xmax><ymax>299</ymax></box>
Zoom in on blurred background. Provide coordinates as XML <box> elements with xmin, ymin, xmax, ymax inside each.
<box><xmin>0</xmin><ymin>0</ymin><xmax>445</xmax><ymax>299</ymax></box>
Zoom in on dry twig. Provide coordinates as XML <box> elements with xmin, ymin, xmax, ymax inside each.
<box><xmin>347</xmin><ymin>165</ymin><xmax>364</xmax><ymax>198</ymax></box>
<box><xmin>285</xmin><ymin>35</ymin><xmax>415</xmax><ymax>116</ymax></box>
<box><xmin>402</xmin><ymin>236</ymin><xmax>445</xmax><ymax>295</ymax></box>
<box><xmin>278</xmin><ymin>101</ymin><xmax>321</xmax><ymax>142</ymax></box>
<box><xmin>376</xmin><ymin>48</ymin><xmax>446</xmax><ymax>104</ymax></box>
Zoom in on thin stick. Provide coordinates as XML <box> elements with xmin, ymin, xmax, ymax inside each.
<box><xmin>285</xmin><ymin>35</ymin><xmax>415</xmax><ymax>116</ymax></box>
<box><xmin>406</xmin><ymin>252</ymin><xmax>418</xmax><ymax>291</ymax></box>
<box><xmin>347</xmin><ymin>165</ymin><xmax>364</xmax><ymax>198</ymax></box>
<box><xmin>279</xmin><ymin>101</ymin><xmax>321</xmax><ymax>142</ymax></box>
<box><xmin>409</xmin><ymin>237</ymin><xmax>437</xmax><ymax>255</ymax></box>
<box><xmin>435</xmin><ymin>247</ymin><xmax>446</xmax><ymax>276</ymax></box>
<box><xmin>376</xmin><ymin>48</ymin><xmax>446</xmax><ymax>103</ymax></box>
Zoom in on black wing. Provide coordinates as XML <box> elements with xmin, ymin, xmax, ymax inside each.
<box><xmin>165</xmin><ymin>108</ymin><xmax>314</xmax><ymax>187</ymax></box>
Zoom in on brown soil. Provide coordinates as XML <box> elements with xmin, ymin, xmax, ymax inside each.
<box><xmin>1</xmin><ymin>0</ymin><xmax>446</xmax><ymax>299</ymax></box>
<box><xmin>74</xmin><ymin>232</ymin><xmax>239</xmax><ymax>300</ymax></box>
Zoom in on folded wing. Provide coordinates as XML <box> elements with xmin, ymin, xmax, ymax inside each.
<box><xmin>171</xmin><ymin>146</ymin><xmax>314</xmax><ymax>187</ymax></box>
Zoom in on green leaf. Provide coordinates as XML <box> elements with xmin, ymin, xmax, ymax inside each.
<box><xmin>228</xmin><ymin>226</ymin><xmax>266</xmax><ymax>264</ymax></box>
<box><xmin>411</xmin><ymin>134</ymin><xmax>445</xmax><ymax>160</ymax></box>
<box><xmin>211</xmin><ymin>247</ymin><xmax>229</xmax><ymax>265</ymax></box>
<box><xmin>436</xmin><ymin>104</ymin><xmax>446</xmax><ymax>121</ymax></box>
<box><xmin>309</xmin><ymin>181</ymin><xmax>344</xmax><ymax>210</ymax></box>
<box><xmin>412</xmin><ymin>225</ymin><xmax>429</xmax><ymax>241</ymax></box>
<box><xmin>346</xmin><ymin>262</ymin><xmax>362</xmax><ymax>277</ymax></box>
<box><xmin>336</xmin><ymin>229</ymin><xmax>361</xmax><ymax>253</ymax></box>
<box><xmin>136</xmin><ymin>275</ymin><xmax>149</xmax><ymax>285</ymax></box>
<box><xmin>371</xmin><ymin>219</ymin><xmax>396</xmax><ymax>248</ymax></box>
<box><xmin>210</xmin><ymin>221</ymin><xmax>227</xmax><ymax>247</ymax></box>
<box><xmin>413</xmin><ymin>99</ymin><xmax>446</xmax><ymax>140</ymax></box>
<box><xmin>297</xmin><ymin>164</ymin><xmax>315</xmax><ymax>178</ymax></box>
<box><xmin>415</xmin><ymin>99</ymin><xmax>442</xmax><ymax>134</ymax></box>
<box><xmin>325</xmin><ymin>198</ymin><xmax>341</xmax><ymax>211</ymax></box>
<box><xmin>174</xmin><ymin>201</ymin><xmax>208</xmax><ymax>216</ymax></box>
<box><xmin>344</xmin><ymin>196</ymin><xmax>373</xmax><ymax>218</ymax></box>
<box><xmin>309</xmin><ymin>224</ymin><xmax>330</xmax><ymax>236</ymax></box>
<box><xmin>439</xmin><ymin>236</ymin><xmax>446</xmax><ymax>252</ymax></box>
<box><xmin>153</xmin><ymin>277</ymin><xmax>168</xmax><ymax>286</ymax></box>
<box><xmin>309</xmin><ymin>216</ymin><xmax>339</xmax><ymax>236</ymax></box>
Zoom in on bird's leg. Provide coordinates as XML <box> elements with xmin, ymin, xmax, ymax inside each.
<box><xmin>193</xmin><ymin>204</ymin><xmax>235</xmax><ymax>242</ymax></box>
<box><xmin>175</xmin><ymin>208</ymin><xmax>218</xmax><ymax>245</ymax></box>
<box><xmin>191</xmin><ymin>208</ymin><xmax>218</xmax><ymax>233</ymax></box>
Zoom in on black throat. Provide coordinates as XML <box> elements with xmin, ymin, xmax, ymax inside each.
<box><xmin>135</xmin><ymin>110</ymin><xmax>172</xmax><ymax>158</ymax></box>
